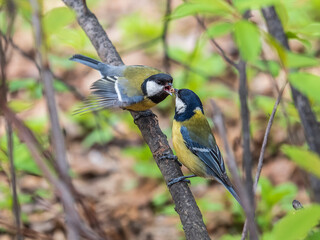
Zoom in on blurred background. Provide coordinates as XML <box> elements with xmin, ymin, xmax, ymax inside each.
<box><xmin>1</xmin><ymin>0</ymin><xmax>320</xmax><ymax>239</ymax></box>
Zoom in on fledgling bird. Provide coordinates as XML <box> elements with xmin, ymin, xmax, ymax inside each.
<box><xmin>70</xmin><ymin>54</ymin><xmax>173</xmax><ymax>113</ymax></box>
<box><xmin>171</xmin><ymin>88</ymin><xmax>241</xmax><ymax>205</ymax></box>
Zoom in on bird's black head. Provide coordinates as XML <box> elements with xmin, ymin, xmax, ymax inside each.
<box><xmin>174</xmin><ymin>89</ymin><xmax>204</xmax><ymax>121</ymax></box>
<box><xmin>141</xmin><ymin>73</ymin><xmax>173</xmax><ymax>103</ymax></box>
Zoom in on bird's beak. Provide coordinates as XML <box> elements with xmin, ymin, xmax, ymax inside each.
<box><xmin>164</xmin><ymin>83</ymin><xmax>173</xmax><ymax>96</ymax></box>
<box><xmin>172</xmin><ymin>88</ymin><xmax>178</xmax><ymax>95</ymax></box>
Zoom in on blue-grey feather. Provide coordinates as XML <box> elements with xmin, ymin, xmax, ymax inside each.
<box><xmin>180</xmin><ymin>126</ymin><xmax>241</xmax><ymax>204</ymax></box>
<box><xmin>70</xmin><ymin>54</ymin><xmax>125</xmax><ymax>77</ymax></box>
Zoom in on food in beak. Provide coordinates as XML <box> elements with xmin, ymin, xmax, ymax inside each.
<box><xmin>164</xmin><ymin>83</ymin><xmax>173</xmax><ymax>96</ymax></box>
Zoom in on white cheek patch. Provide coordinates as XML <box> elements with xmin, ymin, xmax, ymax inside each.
<box><xmin>146</xmin><ymin>81</ymin><xmax>163</xmax><ymax>96</ymax></box>
<box><xmin>176</xmin><ymin>97</ymin><xmax>186</xmax><ymax>114</ymax></box>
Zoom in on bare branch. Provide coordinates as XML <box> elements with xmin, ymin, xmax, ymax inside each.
<box><xmin>6</xmin><ymin>121</ymin><xmax>23</xmax><ymax>240</ymax></box>
<box><xmin>195</xmin><ymin>17</ymin><xmax>238</xmax><ymax>69</ymax></box>
<box><xmin>253</xmin><ymin>82</ymin><xmax>287</xmax><ymax>192</ymax></box>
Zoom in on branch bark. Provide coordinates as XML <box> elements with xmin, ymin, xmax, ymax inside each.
<box><xmin>62</xmin><ymin>0</ymin><xmax>210</xmax><ymax>239</ymax></box>
<box><xmin>262</xmin><ymin>6</ymin><xmax>320</xmax><ymax>202</ymax></box>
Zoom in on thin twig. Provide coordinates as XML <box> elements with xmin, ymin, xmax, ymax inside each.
<box><xmin>6</xmin><ymin>121</ymin><xmax>23</xmax><ymax>240</ymax></box>
<box><xmin>254</xmin><ymin>82</ymin><xmax>287</xmax><ymax>191</ymax></box>
<box><xmin>260</xmin><ymin>50</ymin><xmax>294</xmax><ymax>143</ymax></box>
<box><xmin>162</xmin><ymin>0</ymin><xmax>172</xmax><ymax>72</ymax></box>
<box><xmin>195</xmin><ymin>16</ymin><xmax>238</xmax><ymax>69</ymax></box>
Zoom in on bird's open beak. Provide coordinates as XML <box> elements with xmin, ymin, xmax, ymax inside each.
<box><xmin>164</xmin><ymin>83</ymin><xmax>173</xmax><ymax>96</ymax></box>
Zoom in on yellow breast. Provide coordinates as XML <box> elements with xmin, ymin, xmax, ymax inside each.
<box><xmin>172</xmin><ymin>119</ymin><xmax>207</xmax><ymax>177</ymax></box>
<box><xmin>125</xmin><ymin>98</ymin><xmax>156</xmax><ymax>111</ymax></box>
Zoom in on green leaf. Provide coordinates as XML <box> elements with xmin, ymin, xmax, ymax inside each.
<box><xmin>297</xmin><ymin>23</ymin><xmax>320</xmax><ymax>37</ymax></box>
<box><xmin>286</xmin><ymin>52</ymin><xmax>319</xmax><ymax>68</ymax></box>
<box><xmin>281</xmin><ymin>145</ymin><xmax>320</xmax><ymax>178</ymax></box>
<box><xmin>263</xmin><ymin>33</ymin><xmax>287</xmax><ymax>66</ymax></box>
<box><xmin>9</xmin><ymin>78</ymin><xmax>36</xmax><ymax>92</ymax></box>
<box><xmin>267</xmin><ymin>183</ymin><xmax>297</xmax><ymax>206</ymax></box>
<box><xmin>289</xmin><ymin>72</ymin><xmax>320</xmax><ymax>103</ymax></box>
<box><xmin>271</xmin><ymin>205</ymin><xmax>320</xmax><ymax>240</ymax></box>
<box><xmin>118</xmin><ymin>13</ymin><xmax>161</xmax><ymax>43</ymax></box>
<box><xmin>43</xmin><ymin>7</ymin><xmax>75</xmax><ymax>35</ymax></box>
<box><xmin>274</xmin><ymin>2</ymin><xmax>289</xmax><ymax>29</ymax></box>
<box><xmin>233</xmin><ymin>0</ymin><xmax>278</xmax><ymax>13</ymax></box>
<box><xmin>8</xmin><ymin>100</ymin><xmax>33</xmax><ymax>112</ymax></box>
<box><xmin>286</xmin><ymin>32</ymin><xmax>311</xmax><ymax>49</ymax></box>
<box><xmin>170</xmin><ymin>0</ymin><xmax>235</xmax><ymax>19</ymax></box>
<box><xmin>14</xmin><ymin>143</ymin><xmax>41</xmax><ymax>175</ymax></box>
<box><xmin>305</xmin><ymin>230</ymin><xmax>320</xmax><ymax>240</ymax></box>
<box><xmin>252</xmin><ymin>60</ymin><xmax>280</xmax><ymax>77</ymax></box>
<box><xmin>53</xmin><ymin>80</ymin><xmax>69</xmax><ymax>92</ymax></box>
<box><xmin>206</xmin><ymin>22</ymin><xmax>234</xmax><ymax>38</ymax></box>
<box><xmin>234</xmin><ymin>20</ymin><xmax>261</xmax><ymax>61</ymax></box>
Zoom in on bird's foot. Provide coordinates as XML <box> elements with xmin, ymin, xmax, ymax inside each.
<box><xmin>133</xmin><ymin>111</ymin><xmax>156</xmax><ymax>124</ymax></box>
<box><xmin>167</xmin><ymin>174</ymin><xmax>196</xmax><ymax>187</ymax></box>
<box><xmin>159</xmin><ymin>154</ymin><xmax>182</xmax><ymax>166</ymax></box>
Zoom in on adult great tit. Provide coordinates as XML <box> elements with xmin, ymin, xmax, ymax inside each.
<box><xmin>171</xmin><ymin>89</ymin><xmax>241</xmax><ymax>205</ymax></box>
<box><xmin>70</xmin><ymin>54</ymin><xmax>173</xmax><ymax>113</ymax></box>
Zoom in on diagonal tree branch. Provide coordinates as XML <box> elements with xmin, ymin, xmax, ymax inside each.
<box><xmin>62</xmin><ymin>0</ymin><xmax>210</xmax><ymax>239</ymax></box>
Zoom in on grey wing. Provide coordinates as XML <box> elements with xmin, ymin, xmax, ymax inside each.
<box><xmin>74</xmin><ymin>76</ymin><xmax>143</xmax><ymax>114</ymax></box>
<box><xmin>180</xmin><ymin>126</ymin><xmax>227</xmax><ymax>181</ymax></box>
<box><xmin>70</xmin><ymin>54</ymin><xmax>126</xmax><ymax>77</ymax></box>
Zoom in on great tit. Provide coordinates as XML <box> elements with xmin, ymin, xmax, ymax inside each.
<box><xmin>171</xmin><ymin>89</ymin><xmax>241</xmax><ymax>205</ymax></box>
<box><xmin>70</xmin><ymin>54</ymin><xmax>173</xmax><ymax>113</ymax></box>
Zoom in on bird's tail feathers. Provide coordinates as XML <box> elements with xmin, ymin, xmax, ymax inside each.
<box><xmin>222</xmin><ymin>182</ymin><xmax>242</xmax><ymax>207</ymax></box>
<box><xmin>70</xmin><ymin>54</ymin><xmax>102</xmax><ymax>70</ymax></box>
